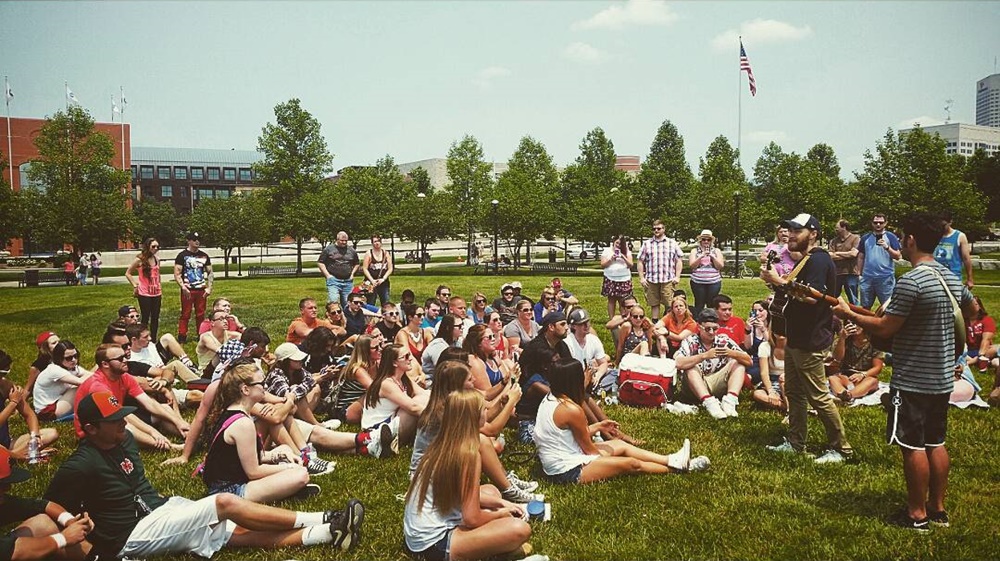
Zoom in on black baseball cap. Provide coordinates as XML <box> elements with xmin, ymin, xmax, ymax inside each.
<box><xmin>186</xmin><ymin>231</ymin><xmax>200</xmax><ymax>240</ymax></box>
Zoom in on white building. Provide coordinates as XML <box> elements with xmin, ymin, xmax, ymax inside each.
<box><xmin>976</xmin><ymin>73</ymin><xmax>1000</xmax><ymax>128</ymax></box>
<box><xmin>901</xmin><ymin>123</ymin><xmax>1000</xmax><ymax>157</ymax></box>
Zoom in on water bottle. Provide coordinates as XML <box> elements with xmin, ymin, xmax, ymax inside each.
<box><xmin>27</xmin><ymin>433</ymin><xmax>40</xmax><ymax>465</ymax></box>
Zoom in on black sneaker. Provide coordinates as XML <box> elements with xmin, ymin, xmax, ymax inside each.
<box><xmin>343</xmin><ymin>499</ymin><xmax>364</xmax><ymax>551</ymax></box>
<box><xmin>927</xmin><ymin>510</ymin><xmax>950</xmax><ymax>528</ymax></box>
<box><xmin>887</xmin><ymin>509</ymin><xmax>930</xmax><ymax>533</ymax></box>
<box><xmin>291</xmin><ymin>483</ymin><xmax>321</xmax><ymax>500</ymax></box>
<box><xmin>177</xmin><ymin>334</ymin><xmax>187</xmax><ymax>344</ymax></box>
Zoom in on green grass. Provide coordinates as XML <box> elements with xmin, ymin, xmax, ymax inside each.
<box><xmin>2</xmin><ymin>274</ymin><xmax>999</xmax><ymax>560</ymax></box>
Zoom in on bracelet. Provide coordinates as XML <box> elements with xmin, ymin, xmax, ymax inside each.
<box><xmin>50</xmin><ymin>533</ymin><xmax>67</xmax><ymax>549</ymax></box>
<box><xmin>57</xmin><ymin>512</ymin><xmax>74</xmax><ymax>527</ymax></box>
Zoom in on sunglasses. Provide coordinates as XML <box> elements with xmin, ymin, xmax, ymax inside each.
<box><xmin>653</xmin><ymin>226</ymin><xmax>664</xmax><ymax>230</ymax></box>
<box><xmin>872</xmin><ymin>220</ymin><xmax>885</xmax><ymax>225</ymax></box>
<box><xmin>701</xmin><ymin>326</ymin><xmax>719</xmax><ymax>332</ymax></box>
<box><xmin>520</xmin><ymin>308</ymin><xmax>532</xmax><ymax>312</ymax></box>
<box><xmin>121</xmin><ymin>343</ymin><xmax>131</xmax><ymax>351</ymax></box>
<box><xmin>502</xmin><ymin>291</ymin><xmax>513</xmax><ymax>296</ymax></box>
<box><xmin>63</xmin><ymin>354</ymin><xmax>79</xmax><ymax>361</ymax></box>
<box><xmin>107</xmin><ymin>355</ymin><xmax>127</xmax><ymax>364</ymax></box>
<box><xmin>631</xmin><ymin>314</ymin><xmax>645</xmax><ymax>319</ymax></box>
<box><xmin>246</xmin><ymin>380</ymin><xmax>266</xmax><ymax>387</ymax></box>
<box><xmin>415</xmin><ymin>312</ymin><xmax>425</xmax><ymax>317</ymax></box>
<box><xmin>386</xmin><ymin>311</ymin><xmax>399</xmax><ymax>316</ymax></box>
<box><xmin>475</xmin><ymin>299</ymin><xmax>486</xmax><ymax>304</ymax></box>
<box><xmin>439</xmin><ymin>293</ymin><xmax>451</xmax><ymax>298</ymax></box>
<box><xmin>486</xmin><ymin>333</ymin><xmax>497</xmax><ymax>341</ymax></box>
<box><xmin>329</xmin><ymin>309</ymin><xmax>343</xmax><ymax>315</ymax></box>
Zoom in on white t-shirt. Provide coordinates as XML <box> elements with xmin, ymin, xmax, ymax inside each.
<box><xmin>565</xmin><ymin>333</ymin><xmax>607</xmax><ymax>369</ymax></box>
<box><xmin>601</xmin><ymin>247</ymin><xmax>632</xmax><ymax>282</ymax></box>
<box><xmin>130</xmin><ymin>343</ymin><xmax>165</xmax><ymax>368</ymax></box>
<box><xmin>34</xmin><ymin>363</ymin><xmax>85</xmax><ymax>412</ymax></box>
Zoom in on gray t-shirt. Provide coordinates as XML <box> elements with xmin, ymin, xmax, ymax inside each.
<box><xmin>318</xmin><ymin>244</ymin><xmax>359</xmax><ymax>280</ymax></box>
<box><xmin>408</xmin><ymin>423</ymin><xmax>440</xmax><ymax>480</ymax></box>
<box><xmin>884</xmin><ymin>261</ymin><xmax>972</xmax><ymax>394</ymax></box>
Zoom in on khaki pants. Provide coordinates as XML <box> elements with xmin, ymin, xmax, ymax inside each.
<box><xmin>785</xmin><ymin>348</ymin><xmax>852</xmax><ymax>454</ymax></box>
<box><xmin>643</xmin><ymin>280</ymin><xmax>678</xmax><ymax>311</ymax></box>
<box><xmin>678</xmin><ymin>361</ymin><xmax>734</xmax><ymax>403</ymax></box>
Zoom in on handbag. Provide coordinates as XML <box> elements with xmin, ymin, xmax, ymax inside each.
<box><xmin>617</xmin><ymin>354</ymin><xmax>675</xmax><ymax>408</ymax></box>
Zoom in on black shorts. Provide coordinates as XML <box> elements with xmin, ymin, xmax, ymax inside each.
<box><xmin>885</xmin><ymin>387</ymin><xmax>949</xmax><ymax>450</ymax></box>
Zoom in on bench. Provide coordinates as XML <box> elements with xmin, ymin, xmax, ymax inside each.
<box><xmin>247</xmin><ymin>265</ymin><xmax>301</xmax><ymax>278</ymax></box>
<box><xmin>531</xmin><ymin>262</ymin><xmax>579</xmax><ymax>274</ymax></box>
<box><xmin>18</xmin><ymin>269</ymin><xmax>68</xmax><ymax>287</ymax></box>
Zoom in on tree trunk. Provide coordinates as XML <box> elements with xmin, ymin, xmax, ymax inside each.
<box><xmin>223</xmin><ymin>248</ymin><xmax>231</xmax><ymax>278</ymax></box>
<box><xmin>525</xmin><ymin>241</ymin><xmax>531</xmax><ymax>266</ymax></box>
<box><xmin>420</xmin><ymin>240</ymin><xmax>427</xmax><ymax>274</ymax></box>
<box><xmin>296</xmin><ymin>238</ymin><xmax>303</xmax><ymax>274</ymax></box>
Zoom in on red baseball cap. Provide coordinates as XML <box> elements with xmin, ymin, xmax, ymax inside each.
<box><xmin>0</xmin><ymin>446</ymin><xmax>31</xmax><ymax>485</ymax></box>
<box><xmin>35</xmin><ymin>331</ymin><xmax>56</xmax><ymax>347</ymax></box>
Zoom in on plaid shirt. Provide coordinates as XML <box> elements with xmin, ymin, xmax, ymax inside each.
<box><xmin>264</xmin><ymin>366</ymin><xmax>316</xmax><ymax>401</ymax></box>
<box><xmin>637</xmin><ymin>236</ymin><xmax>683</xmax><ymax>283</ymax></box>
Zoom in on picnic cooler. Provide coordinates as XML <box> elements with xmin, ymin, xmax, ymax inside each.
<box><xmin>617</xmin><ymin>354</ymin><xmax>675</xmax><ymax>408</ymax></box>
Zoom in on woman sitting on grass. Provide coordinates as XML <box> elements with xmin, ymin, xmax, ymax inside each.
<box><xmin>362</xmin><ymin>344</ymin><xmax>429</xmax><ymax>446</ymax></box>
<box><xmin>463</xmin><ymin>325</ymin><xmax>512</xmax><ymax>398</ymax></box>
<box><xmin>534</xmin><ymin>358</ymin><xmax>708</xmax><ymax>484</ymax></box>
<box><xmin>654</xmin><ymin>296</ymin><xmax>697</xmax><ymax>358</ymax></box>
<box><xmin>828</xmin><ymin>320</ymin><xmax>884</xmax><ymax>404</ymax></box>
<box><xmin>25</xmin><ymin>331</ymin><xmax>59</xmax><ymax>398</ymax></box>
<box><xmin>404</xmin><ymin>389</ymin><xmax>533</xmax><ymax>561</ymax></box>
<box><xmin>409</xmin><ymin>360</ymin><xmax>538</xmax><ymax>503</ymax></box>
<box><xmin>751</xmin><ymin>325</ymin><xmax>787</xmax><ymax>413</ymax></box>
<box><xmin>396</xmin><ymin>304</ymin><xmax>431</xmax><ymax>369</ymax></box>
<box><xmin>965</xmin><ymin>295</ymin><xmax>994</xmax><ymax>361</ymax></box>
<box><xmin>333</xmin><ymin>335</ymin><xmax>380</xmax><ymax>424</ymax></box>
<box><xmin>33</xmin><ymin>340</ymin><xmax>91</xmax><ymax>421</ymax></box>
<box><xmin>616</xmin><ymin>305</ymin><xmax>654</xmax><ymax>362</ymax></box>
<box><xmin>200</xmin><ymin>359</ymin><xmax>313</xmax><ymax>502</ymax></box>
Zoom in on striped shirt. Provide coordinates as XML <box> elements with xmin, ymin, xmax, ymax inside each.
<box><xmin>637</xmin><ymin>236</ymin><xmax>683</xmax><ymax>284</ymax></box>
<box><xmin>884</xmin><ymin>261</ymin><xmax>972</xmax><ymax>394</ymax></box>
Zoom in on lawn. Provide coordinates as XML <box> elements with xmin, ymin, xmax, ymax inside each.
<box><xmin>1</xmin><ymin>272</ymin><xmax>999</xmax><ymax>561</ymax></box>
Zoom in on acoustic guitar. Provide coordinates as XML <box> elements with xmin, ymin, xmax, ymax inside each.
<box><xmin>763</xmin><ymin>251</ymin><xmax>791</xmax><ymax>336</ymax></box>
<box><xmin>785</xmin><ymin>282</ymin><xmax>965</xmax><ymax>360</ymax></box>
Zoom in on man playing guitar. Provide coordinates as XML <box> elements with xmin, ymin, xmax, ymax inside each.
<box><xmin>760</xmin><ymin>213</ymin><xmax>853</xmax><ymax>465</ymax></box>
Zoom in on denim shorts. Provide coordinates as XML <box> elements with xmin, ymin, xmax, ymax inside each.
<box><xmin>406</xmin><ymin>529</ymin><xmax>452</xmax><ymax>561</ymax></box>
<box><xmin>547</xmin><ymin>464</ymin><xmax>583</xmax><ymax>484</ymax></box>
<box><xmin>206</xmin><ymin>481</ymin><xmax>247</xmax><ymax>498</ymax></box>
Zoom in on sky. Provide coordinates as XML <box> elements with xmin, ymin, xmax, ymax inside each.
<box><xmin>2</xmin><ymin>0</ymin><xmax>998</xmax><ymax>180</ymax></box>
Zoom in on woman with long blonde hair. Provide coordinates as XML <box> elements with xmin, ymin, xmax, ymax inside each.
<box><xmin>362</xmin><ymin>344</ymin><xmax>428</xmax><ymax>445</ymax></box>
<box><xmin>404</xmin><ymin>390</ymin><xmax>532</xmax><ymax>561</ymax></box>
<box><xmin>200</xmin><ymin>359</ymin><xmax>311</xmax><ymax>502</ymax></box>
<box><xmin>333</xmin><ymin>335</ymin><xmax>381</xmax><ymax>424</ymax></box>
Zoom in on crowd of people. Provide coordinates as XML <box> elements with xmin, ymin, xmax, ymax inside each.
<box><xmin>0</xmin><ymin>213</ymin><xmax>994</xmax><ymax>560</ymax></box>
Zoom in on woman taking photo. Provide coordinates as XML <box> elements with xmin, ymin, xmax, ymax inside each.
<box><xmin>654</xmin><ymin>296</ymin><xmax>697</xmax><ymax>358</ymax></box>
<box><xmin>760</xmin><ymin>226</ymin><xmax>797</xmax><ymax>277</ymax></box>
<box><xmin>828</xmin><ymin>320</ymin><xmax>884</xmax><ymax>404</ymax></box>
<box><xmin>745</xmin><ymin>300</ymin><xmax>770</xmax><ymax>384</ymax></box>
<box><xmin>688</xmin><ymin>230</ymin><xmax>724</xmax><ymax>316</ymax></box>
<box><xmin>404</xmin><ymin>390</ymin><xmax>533</xmax><ymax>561</ymax></box>
<box><xmin>534</xmin><ymin>358</ymin><xmax>708</xmax><ymax>484</ymax></box>
<box><xmin>201</xmin><ymin>360</ymin><xmax>312</xmax><ymax>502</ymax></box>
<box><xmin>616</xmin><ymin>305</ymin><xmax>654</xmax><ymax>362</ymax></box>
<box><xmin>362</xmin><ymin>235</ymin><xmax>394</xmax><ymax>306</ymax></box>
<box><xmin>601</xmin><ymin>235</ymin><xmax>634</xmax><ymax>320</ymax></box>
<box><xmin>362</xmin><ymin>344</ymin><xmax>429</xmax><ymax>446</ymax></box>
<box><xmin>33</xmin><ymin>341</ymin><xmax>91</xmax><ymax>421</ymax></box>
<box><xmin>126</xmin><ymin>238</ymin><xmax>163</xmax><ymax>339</ymax></box>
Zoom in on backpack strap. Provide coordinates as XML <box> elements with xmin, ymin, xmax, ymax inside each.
<box><xmin>191</xmin><ymin>411</ymin><xmax>249</xmax><ymax>478</ymax></box>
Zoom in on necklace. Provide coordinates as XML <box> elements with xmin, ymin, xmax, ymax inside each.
<box><xmin>407</xmin><ymin>327</ymin><xmax>421</xmax><ymax>342</ymax></box>
<box><xmin>393</xmin><ymin>376</ymin><xmax>406</xmax><ymax>392</ymax></box>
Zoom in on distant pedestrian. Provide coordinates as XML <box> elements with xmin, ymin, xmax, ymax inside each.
<box><xmin>173</xmin><ymin>232</ymin><xmax>213</xmax><ymax>344</ymax></box>
<box><xmin>89</xmin><ymin>254</ymin><xmax>102</xmax><ymax>285</ymax></box>
<box><xmin>126</xmin><ymin>238</ymin><xmax>164</xmax><ymax>339</ymax></box>
<box><xmin>76</xmin><ymin>253</ymin><xmax>88</xmax><ymax>286</ymax></box>
<box><xmin>318</xmin><ymin>231</ymin><xmax>359</xmax><ymax>308</ymax></box>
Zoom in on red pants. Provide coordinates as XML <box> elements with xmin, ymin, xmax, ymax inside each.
<box><xmin>178</xmin><ymin>288</ymin><xmax>207</xmax><ymax>337</ymax></box>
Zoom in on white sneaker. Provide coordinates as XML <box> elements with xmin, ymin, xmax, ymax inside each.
<box><xmin>720</xmin><ymin>394</ymin><xmax>739</xmax><ymax>418</ymax></box>
<box><xmin>702</xmin><ymin>397</ymin><xmax>727</xmax><ymax>420</ymax></box>
<box><xmin>688</xmin><ymin>455</ymin><xmax>711</xmax><ymax>472</ymax></box>
<box><xmin>173</xmin><ymin>388</ymin><xmax>188</xmax><ymax>407</ymax></box>
<box><xmin>667</xmin><ymin>438</ymin><xmax>691</xmax><ymax>471</ymax></box>
<box><xmin>765</xmin><ymin>439</ymin><xmax>797</xmax><ymax>453</ymax></box>
<box><xmin>814</xmin><ymin>449</ymin><xmax>846</xmax><ymax>465</ymax></box>
<box><xmin>322</xmin><ymin>419</ymin><xmax>343</xmax><ymax>431</ymax></box>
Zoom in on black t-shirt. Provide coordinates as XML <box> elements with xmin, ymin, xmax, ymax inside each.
<box><xmin>375</xmin><ymin>321</ymin><xmax>401</xmax><ymax>342</ymax></box>
<box><xmin>31</xmin><ymin>356</ymin><xmax>50</xmax><ymax>373</ymax></box>
<box><xmin>202</xmin><ymin>410</ymin><xmax>257</xmax><ymax>488</ymax></box>
<box><xmin>516</xmin><ymin>334</ymin><xmax>572</xmax><ymax>417</ymax></box>
<box><xmin>44</xmin><ymin>433</ymin><xmax>167</xmax><ymax>559</ymax></box>
<box><xmin>345</xmin><ymin>309</ymin><xmax>368</xmax><ymax>336</ymax></box>
<box><xmin>785</xmin><ymin>248</ymin><xmax>836</xmax><ymax>351</ymax></box>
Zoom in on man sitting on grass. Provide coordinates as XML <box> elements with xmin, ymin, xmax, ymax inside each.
<box><xmin>125</xmin><ymin>324</ymin><xmax>200</xmax><ymax>387</ymax></box>
<box><xmin>46</xmin><ymin>391</ymin><xmax>365</xmax><ymax>560</ymax></box>
<box><xmin>674</xmin><ymin>309</ymin><xmax>751</xmax><ymax>420</ymax></box>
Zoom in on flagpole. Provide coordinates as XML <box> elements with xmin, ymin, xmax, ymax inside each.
<box><xmin>120</xmin><ymin>86</ymin><xmax>126</xmax><ymax>170</ymax></box>
<box><xmin>64</xmin><ymin>81</ymin><xmax>68</xmax><ymax>110</ymax></box>
<box><xmin>737</xmin><ymin>36</ymin><xmax>742</xmax><ymax>171</ymax></box>
<box><xmin>5</xmin><ymin>76</ymin><xmax>13</xmax><ymax>189</ymax></box>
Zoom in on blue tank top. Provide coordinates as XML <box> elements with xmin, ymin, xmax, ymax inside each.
<box><xmin>933</xmin><ymin>229</ymin><xmax>964</xmax><ymax>279</ymax></box>
<box><xmin>485</xmin><ymin>359</ymin><xmax>503</xmax><ymax>386</ymax></box>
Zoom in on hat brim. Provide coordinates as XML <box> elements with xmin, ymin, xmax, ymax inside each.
<box><xmin>0</xmin><ymin>464</ymin><xmax>31</xmax><ymax>485</ymax></box>
<box><xmin>781</xmin><ymin>219</ymin><xmax>806</xmax><ymax>230</ymax></box>
<box><xmin>83</xmin><ymin>404</ymin><xmax>137</xmax><ymax>425</ymax></box>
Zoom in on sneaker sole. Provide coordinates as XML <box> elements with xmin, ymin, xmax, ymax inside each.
<box><xmin>344</xmin><ymin>499</ymin><xmax>364</xmax><ymax>551</ymax></box>
<box><xmin>378</xmin><ymin>423</ymin><xmax>396</xmax><ymax>459</ymax></box>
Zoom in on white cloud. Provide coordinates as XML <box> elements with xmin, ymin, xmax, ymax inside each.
<box><xmin>472</xmin><ymin>66</ymin><xmax>511</xmax><ymax>89</ymax></box>
<box><xmin>895</xmin><ymin>116</ymin><xmax>945</xmax><ymax>130</ymax></box>
<box><xmin>563</xmin><ymin>42</ymin><xmax>610</xmax><ymax>64</ymax></box>
<box><xmin>746</xmin><ymin>130</ymin><xmax>789</xmax><ymax>144</ymax></box>
<box><xmin>572</xmin><ymin>0</ymin><xmax>678</xmax><ymax>31</ymax></box>
<box><xmin>711</xmin><ymin>19</ymin><xmax>812</xmax><ymax>52</ymax></box>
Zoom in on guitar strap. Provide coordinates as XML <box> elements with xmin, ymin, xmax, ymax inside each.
<box><xmin>784</xmin><ymin>251</ymin><xmax>811</xmax><ymax>284</ymax></box>
<box><xmin>922</xmin><ymin>265</ymin><xmax>967</xmax><ymax>356</ymax></box>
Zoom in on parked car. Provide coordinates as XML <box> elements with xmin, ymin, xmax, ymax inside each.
<box><xmin>566</xmin><ymin>242</ymin><xmax>602</xmax><ymax>260</ymax></box>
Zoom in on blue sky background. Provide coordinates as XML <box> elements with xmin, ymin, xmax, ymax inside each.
<box><xmin>2</xmin><ymin>1</ymin><xmax>997</xmax><ymax>179</ymax></box>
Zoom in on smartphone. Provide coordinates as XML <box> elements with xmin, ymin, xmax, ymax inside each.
<box><xmin>714</xmin><ymin>335</ymin><xmax>726</xmax><ymax>348</ymax></box>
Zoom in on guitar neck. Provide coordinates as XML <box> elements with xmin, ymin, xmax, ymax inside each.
<box><xmin>790</xmin><ymin>282</ymin><xmax>877</xmax><ymax>317</ymax></box>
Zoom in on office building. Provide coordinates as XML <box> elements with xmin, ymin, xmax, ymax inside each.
<box><xmin>131</xmin><ymin>147</ymin><xmax>263</xmax><ymax>214</ymax></box>
<box><xmin>903</xmin><ymin>123</ymin><xmax>1000</xmax><ymax>157</ymax></box>
<box><xmin>976</xmin><ymin>73</ymin><xmax>1000</xmax><ymax>128</ymax></box>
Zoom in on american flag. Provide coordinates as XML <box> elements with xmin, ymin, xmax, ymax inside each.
<box><xmin>740</xmin><ymin>40</ymin><xmax>756</xmax><ymax>97</ymax></box>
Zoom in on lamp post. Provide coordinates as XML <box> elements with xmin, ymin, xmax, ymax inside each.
<box><xmin>416</xmin><ymin>192</ymin><xmax>426</xmax><ymax>274</ymax></box>
<box><xmin>491</xmin><ymin>199</ymin><xmax>499</xmax><ymax>275</ymax></box>
<box><xmin>733</xmin><ymin>190</ymin><xmax>741</xmax><ymax>278</ymax></box>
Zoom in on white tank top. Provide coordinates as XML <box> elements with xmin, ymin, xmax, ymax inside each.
<box><xmin>534</xmin><ymin>394</ymin><xmax>599</xmax><ymax>476</ymax></box>
<box><xmin>361</xmin><ymin>392</ymin><xmax>401</xmax><ymax>430</ymax></box>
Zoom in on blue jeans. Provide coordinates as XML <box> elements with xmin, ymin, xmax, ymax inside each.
<box><xmin>860</xmin><ymin>275</ymin><xmax>894</xmax><ymax>309</ymax></box>
<box><xmin>690</xmin><ymin>280</ymin><xmax>721</xmax><ymax>317</ymax></box>
<box><xmin>366</xmin><ymin>279</ymin><xmax>390</xmax><ymax>306</ymax></box>
<box><xmin>836</xmin><ymin>275</ymin><xmax>859</xmax><ymax>306</ymax></box>
<box><xmin>325</xmin><ymin>277</ymin><xmax>354</xmax><ymax>308</ymax></box>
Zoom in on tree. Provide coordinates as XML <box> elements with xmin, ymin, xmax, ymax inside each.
<box><xmin>446</xmin><ymin>135</ymin><xmax>493</xmax><ymax>263</ymax></box>
<box><xmin>188</xmin><ymin>192</ymin><xmax>271</xmax><ymax>277</ymax></box>
<box><xmin>0</xmin><ymin>153</ymin><xmax>16</xmax><ymax>248</ymax></box>
<box><xmin>254</xmin><ymin>98</ymin><xmax>334</xmax><ymax>271</ymax></box>
<box><xmin>133</xmin><ymin>200</ymin><xmax>185</xmax><ymax>247</ymax></box>
<box><xmin>854</xmin><ymin>127</ymin><xmax>982</xmax><ymax>233</ymax></box>
<box><xmin>679</xmin><ymin>135</ymin><xmax>746</xmax><ymax>243</ymax></box>
<box><xmin>331</xmin><ymin>156</ymin><xmax>404</xmax><ymax>243</ymax></box>
<box><xmin>806</xmin><ymin>143</ymin><xmax>841</xmax><ymax>180</ymax></box>
<box><xmin>638</xmin><ymin>120</ymin><xmax>694</xmax><ymax>230</ymax></box>
<box><xmin>492</xmin><ymin>136</ymin><xmax>560</xmax><ymax>267</ymax></box>
<box><xmin>11</xmin><ymin>187</ymin><xmax>50</xmax><ymax>256</ymax></box>
<box><xmin>964</xmin><ymin>149</ymin><xmax>1000</xmax><ymax>227</ymax></box>
<box><xmin>24</xmin><ymin>106</ymin><xmax>134</xmax><ymax>253</ymax></box>
<box><xmin>397</xmin><ymin>186</ymin><xmax>458</xmax><ymax>273</ymax></box>
<box><xmin>407</xmin><ymin>166</ymin><xmax>431</xmax><ymax>195</ymax></box>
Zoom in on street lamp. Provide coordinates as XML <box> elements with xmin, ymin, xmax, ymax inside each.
<box><xmin>416</xmin><ymin>192</ymin><xmax>426</xmax><ymax>273</ymax></box>
<box><xmin>733</xmin><ymin>190</ymin><xmax>741</xmax><ymax>278</ymax></box>
<box><xmin>491</xmin><ymin>199</ymin><xmax>499</xmax><ymax>275</ymax></box>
